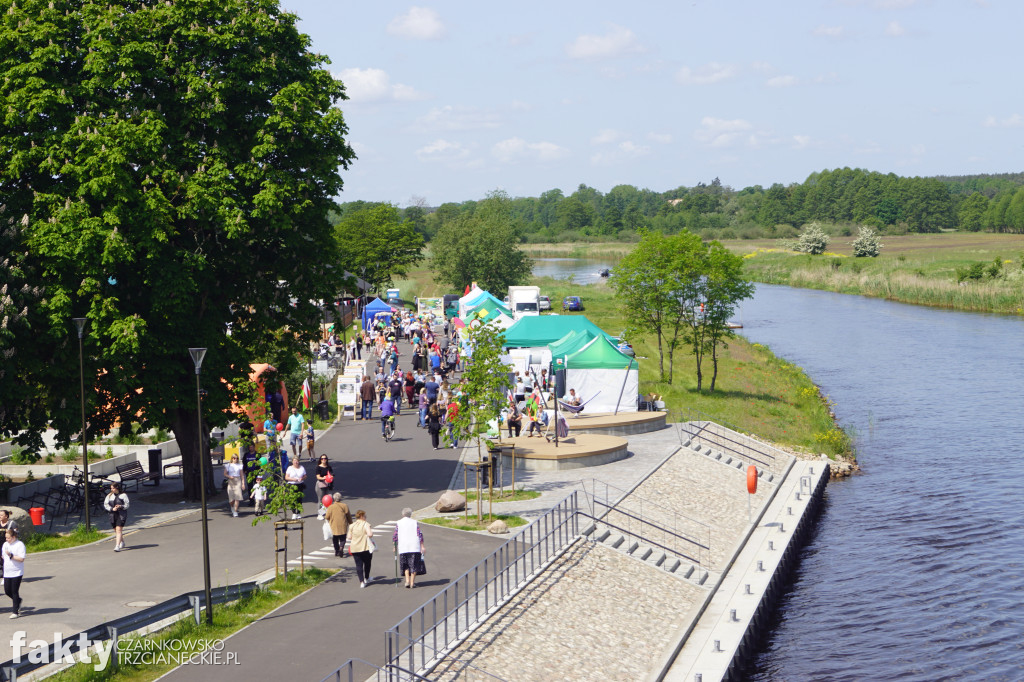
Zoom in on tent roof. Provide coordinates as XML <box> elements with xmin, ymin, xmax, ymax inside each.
<box><xmin>565</xmin><ymin>336</ymin><xmax>636</xmax><ymax>369</ymax></box>
<box><xmin>458</xmin><ymin>286</ymin><xmax>485</xmax><ymax>307</ymax></box>
<box><xmin>364</xmin><ymin>297</ymin><xmax>392</xmax><ymax>313</ymax></box>
<box><xmin>548</xmin><ymin>329</ymin><xmax>599</xmax><ymax>361</ymax></box>
<box><xmin>502</xmin><ymin>315</ymin><xmax>611</xmax><ymax>348</ymax></box>
<box><xmin>464</xmin><ymin>292</ymin><xmax>513</xmax><ymax>318</ymax></box>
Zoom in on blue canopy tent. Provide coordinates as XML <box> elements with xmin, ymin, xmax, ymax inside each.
<box><xmin>361</xmin><ymin>297</ymin><xmax>393</xmax><ymax>330</ymax></box>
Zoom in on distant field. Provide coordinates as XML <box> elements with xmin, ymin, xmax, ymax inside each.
<box><xmin>720</xmin><ymin>232</ymin><xmax>1024</xmax><ymax>257</ymax></box>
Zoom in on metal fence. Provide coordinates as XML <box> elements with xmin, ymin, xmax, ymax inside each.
<box><xmin>673</xmin><ymin>408</ymin><xmax>786</xmax><ymax>475</ymax></box>
<box><xmin>383</xmin><ymin>493</ymin><xmax>580</xmax><ymax>678</ymax></box>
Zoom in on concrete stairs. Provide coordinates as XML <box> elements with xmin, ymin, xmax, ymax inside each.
<box><xmin>681</xmin><ymin>439</ymin><xmax>776</xmax><ymax>484</ymax></box>
<box><xmin>582</xmin><ymin>522</ymin><xmax>711</xmax><ymax>587</ymax></box>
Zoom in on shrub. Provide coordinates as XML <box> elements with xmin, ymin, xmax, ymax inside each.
<box><xmin>986</xmin><ymin>257</ymin><xmax>1002</xmax><ymax>279</ymax></box>
<box><xmin>10</xmin><ymin>446</ymin><xmax>40</xmax><ymax>465</ymax></box>
<box><xmin>796</xmin><ymin>223</ymin><xmax>830</xmax><ymax>255</ymax></box>
<box><xmin>955</xmin><ymin>262</ymin><xmax>986</xmax><ymax>283</ymax></box>
<box><xmin>851</xmin><ymin>226</ymin><xmax>883</xmax><ymax>257</ymax></box>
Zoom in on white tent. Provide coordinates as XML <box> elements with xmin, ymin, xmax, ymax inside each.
<box><xmin>563</xmin><ymin>337</ymin><xmax>639</xmax><ymax>414</ymax></box>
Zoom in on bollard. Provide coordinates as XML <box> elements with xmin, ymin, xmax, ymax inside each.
<box><xmin>768</xmin><ymin>541</ymin><xmax>774</xmax><ymax>551</ymax></box>
<box><xmin>730</xmin><ymin>608</ymin><xmax>738</xmax><ymax>622</ymax></box>
<box><xmin>745</xmin><ymin>583</ymin><xmax>752</xmax><ymax>595</ymax></box>
<box><xmin>713</xmin><ymin>640</ymin><xmax>723</xmax><ymax>652</ymax></box>
<box><xmin>696</xmin><ymin>675</ymin><xmax>702</xmax><ymax>682</ymax></box>
<box><xmin>795</xmin><ymin>492</ymin><xmax>801</xmax><ymax>501</ymax></box>
<box><xmin>757</xmin><ymin>560</ymin><xmax>764</xmax><ymax>572</ymax></box>
<box><xmin>787</xmin><ymin>506</ymin><xmax>793</xmax><ymax>516</ymax></box>
<box><xmin>779</xmin><ymin>523</ymin><xmax>785</xmax><ymax>533</ymax></box>
<box><xmin>190</xmin><ymin>595</ymin><xmax>202</xmax><ymax>625</ymax></box>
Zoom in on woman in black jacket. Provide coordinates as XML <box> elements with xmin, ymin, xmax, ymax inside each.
<box><xmin>426</xmin><ymin>403</ymin><xmax>442</xmax><ymax>450</ymax></box>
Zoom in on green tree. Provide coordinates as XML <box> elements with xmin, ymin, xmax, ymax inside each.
<box><xmin>795</xmin><ymin>223</ymin><xmax>831</xmax><ymax>254</ymax></box>
<box><xmin>851</xmin><ymin>226</ymin><xmax>883</xmax><ymax>257</ymax></box>
<box><xmin>956</xmin><ymin>192</ymin><xmax>989</xmax><ymax>232</ymax></box>
<box><xmin>334</xmin><ymin>203</ymin><xmax>424</xmax><ymax>294</ymax></box>
<box><xmin>1</xmin><ymin>0</ymin><xmax>355</xmax><ymax>499</ymax></box>
<box><xmin>429</xmin><ymin>191</ymin><xmax>532</xmax><ymax>293</ymax></box>
<box><xmin>698</xmin><ymin>242</ymin><xmax>755</xmax><ymax>391</ymax></box>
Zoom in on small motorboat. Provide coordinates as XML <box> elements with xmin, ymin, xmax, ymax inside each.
<box><xmin>598</xmin><ymin>268</ymin><xmax>610</xmax><ymax>277</ymax></box>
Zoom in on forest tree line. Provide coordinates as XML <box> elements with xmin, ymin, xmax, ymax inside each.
<box><xmin>333</xmin><ymin>169</ymin><xmax>1024</xmax><ymax>242</ymax></box>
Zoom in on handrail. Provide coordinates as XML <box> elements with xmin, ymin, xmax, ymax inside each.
<box><xmin>317</xmin><ymin>658</ymin><xmax>432</xmax><ymax>682</ymax></box>
<box><xmin>385</xmin><ymin>492</ymin><xmax>580</xmax><ymax>677</ymax></box>
<box><xmin>592</xmin><ymin>499</ymin><xmax>708</xmax><ymax>553</ymax></box>
<box><xmin>674</xmin><ymin>410</ymin><xmax>786</xmax><ymax>473</ymax></box>
<box><xmin>384</xmin><ymin>632</ymin><xmax>508</xmax><ymax>681</ymax></box>
<box><xmin>582</xmin><ymin>510</ymin><xmax>703</xmax><ymax>567</ymax></box>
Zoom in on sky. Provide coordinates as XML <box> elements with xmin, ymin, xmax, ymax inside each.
<box><xmin>281</xmin><ymin>0</ymin><xmax>1024</xmax><ymax>207</ymax></box>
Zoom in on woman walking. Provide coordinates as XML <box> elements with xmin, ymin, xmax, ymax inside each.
<box><xmin>314</xmin><ymin>455</ymin><xmax>334</xmax><ymax>520</ymax></box>
<box><xmin>426</xmin><ymin>403</ymin><xmax>442</xmax><ymax>450</ymax></box>
<box><xmin>104</xmin><ymin>482</ymin><xmax>130</xmax><ymax>551</ymax></box>
<box><xmin>393</xmin><ymin>508</ymin><xmax>425</xmax><ymax>589</ymax></box>
<box><xmin>3</xmin><ymin>528</ymin><xmax>25</xmax><ymax>618</ymax></box>
<box><xmin>224</xmin><ymin>453</ymin><xmax>246</xmax><ymax>517</ymax></box>
<box><xmin>325</xmin><ymin>493</ymin><xmax>352</xmax><ymax>557</ymax></box>
<box><xmin>349</xmin><ymin>510</ymin><xmax>375</xmax><ymax>588</ymax></box>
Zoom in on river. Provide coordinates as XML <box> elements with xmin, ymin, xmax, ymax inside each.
<box><xmin>738</xmin><ymin>284</ymin><xmax>1024</xmax><ymax>681</ymax></box>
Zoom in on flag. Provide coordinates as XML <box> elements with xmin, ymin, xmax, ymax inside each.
<box><xmin>302</xmin><ymin>377</ymin><xmax>311</xmax><ymax>410</ymax></box>
<box><xmin>464</xmin><ymin>284</ymin><xmax>471</xmax><ymax>295</ymax></box>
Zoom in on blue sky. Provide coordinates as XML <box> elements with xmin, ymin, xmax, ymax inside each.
<box><xmin>282</xmin><ymin>1</ymin><xmax>1023</xmax><ymax>206</ymax></box>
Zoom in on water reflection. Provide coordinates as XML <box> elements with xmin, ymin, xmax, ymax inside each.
<box><xmin>531</xmin><ymin>258</ymin><xmax>617</xmax><ymax>284</ymax></box>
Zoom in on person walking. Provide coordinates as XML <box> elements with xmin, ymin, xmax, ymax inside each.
<box><xmin>314</xmin><ymin>455</ymin><xmax>334</xmax><ymax>520</ymax></box>
<box><xmin>103</xmin><ymin>482</ymin><xmax>130</xmax><ymax>551</ymax></box>
<box><xmin>325</xmin><ymin>493</ymin><xmax>351</xmax><ymax>557</ymax></box>
<box><xmin>427</xmin><ymin>403</ymin><xmax>442</xmax><ymax>450</ymax></box>
<box><xmin>286</xmin><ymin>407</ymin><xmax>306</xmax><ymax>459</ymax></box>
<box><xmin>393</xmin><ymin>508</ymin><xmax>425</xmax><ymax>589</ymax></box>
<box><xmin>284</xmin><ymin>456</ymin><xmax>306</xmax><ymax>519</ymax></box>
<box><xmin>349</xmin><ymin>510</ymin><xmax>375</xmax><ymax>588</ymax></box>
<box><xmin>224</xmin><ymin>453</ymin><xmax>246</xmax><ymax>517</ymax></box>
<box><xmin>417</xmin><ymin>388</ymin><xmax>428</xmax><ymax>429</ymax></box>
<box><xmin>3</xmin><ymin>528</ymin><xmax>26</xmax><ymax>618</ymax></box>
<box><xmin>445</xmin><ymin>398</ymin><xmax>460</xmax><ymax>449</ymax></box>
<box><xmin>360</xmin><ymin>375</ymin><xmax>375</xmax><ymax>421</ymax></box>
<box><xmin>250</xmin><ymin>474</ymin><xmax>267</xmax><ymax>516</ymax></box>
<box><xmin>305</xmin><ymin>421</ymin><xmax>316</xmax><ymax>461</ymax></box>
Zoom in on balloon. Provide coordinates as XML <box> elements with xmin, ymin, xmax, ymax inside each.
<box><xmin>325</xmin><ymin>473</ymin><xmax>334</xmax><ymax>485</ymax></box>
<box><xmin>275</xmin><ymin>423</ymin><xmax>284</xmax><ymax>431</ymax></box>
<box><xmin>322</xmin><ymin>495</ymin><xmax>333</xmax><ymax>507</ymax></box>
<box><xmin>259</xmin><ymin>456</ymin><xmax>268</xmax><ymax>466</ymax></box>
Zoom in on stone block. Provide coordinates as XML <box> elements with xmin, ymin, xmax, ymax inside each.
<box><xmin>434</xmin><ymin>490</ymin><xmax>466</xmax><ymax>513</ymax></box>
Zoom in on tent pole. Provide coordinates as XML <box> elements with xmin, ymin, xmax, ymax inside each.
<box><xmin>614</xmin><ymin>357</ymin><xmax>634</xmax><ymax>415</ymax></box>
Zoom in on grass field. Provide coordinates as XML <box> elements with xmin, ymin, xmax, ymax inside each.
<box><xmin>723</xmin><ymin>232</ymin><xmax>1024</xmax><ymax>315</ymax></box>
<box><xmin>396</xmin><ymin>262</ymin><xmax>851</xmax><ymax>459</ymax></box>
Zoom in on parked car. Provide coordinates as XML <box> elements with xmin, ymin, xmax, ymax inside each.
<box><xmin>539</xmin><ymin>295</ymin><xmax>551</xmax><ymax>311</ymax></box>
<box><xmin>562</xmin><ymin>296</ymin><xmax>583</xmax><ymax>311</ymax></box>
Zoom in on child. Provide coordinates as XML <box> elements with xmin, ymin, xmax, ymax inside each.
<box><xmin>305</xmin><ymin>421</ymin><xmax>315</xmax><ymax>462</ymax></box>
<box><xmin>250</xmin><ymin>475</ymin><xmax>267</xmax><ymax>516</ymax></box>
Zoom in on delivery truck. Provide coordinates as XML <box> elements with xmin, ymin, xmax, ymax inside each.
<box><xmin>507</xmin><ymin>285</ymin><xmax>541</xmax><ymax>319</ymax></box>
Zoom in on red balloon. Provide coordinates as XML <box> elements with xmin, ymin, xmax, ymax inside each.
<box><xmin>322</xmin><ymin>495</ymin><xmax>333</xmax><ymax>507</ymax></box>
<box><xmin>275</xmin><ymin>423</ymin><xmax>284</xmax><ymax>431</ymax></box>
<box><xmin>747</xmin><ymin>465</ymin><xmax>758</xmax><ymax>495</ymax></box>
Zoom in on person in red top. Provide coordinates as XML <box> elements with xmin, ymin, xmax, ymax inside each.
<box><xmin>444</xmin><ymin>399</ymin><xmax>460</xmax><ymax>449</ymax></box>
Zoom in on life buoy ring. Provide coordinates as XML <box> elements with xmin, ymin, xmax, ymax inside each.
<box><xmin>747</xmin><ymin>465</ymin><xmax>758</xmax><ymax>494</ymax></box>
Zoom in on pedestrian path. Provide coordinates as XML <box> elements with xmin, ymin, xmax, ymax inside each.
<box><xmin>286</xmin><ymin>521</ymin><xmax>398</xmax><ymax>565</ymax></box>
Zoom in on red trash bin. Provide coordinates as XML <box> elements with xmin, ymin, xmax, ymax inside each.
<box><xmin>29</xmin><ymin>507</ymin><xmax>45</xmax><ymax>526</ymax></box>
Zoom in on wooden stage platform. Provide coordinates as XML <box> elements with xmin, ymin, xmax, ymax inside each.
<box><xmin>548</xmin><ymin>409</ymin><xmax>667</xmax><ymax>437</ymax></box>
<box><xmin>493</xmin><ymin>433</ymin><xmax>630</xmax><ymax>471</ymax></box>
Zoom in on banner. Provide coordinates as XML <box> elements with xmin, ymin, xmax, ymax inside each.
<box><xmin>417</xmin><ymin>297</ymin><xmax>443</xmax><ymax>316</ymax></box>
<box><xmin>302</xmin><ymin>378</ymin><xmax>311</xmax><ymax>409</ymax></box>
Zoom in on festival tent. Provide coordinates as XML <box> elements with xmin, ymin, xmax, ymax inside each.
<box><xmin>463</xmin><ymin>292</ymin><xmax>513</xmax><ymax>321</ymax></box>
<box><xmin>548</xmin><ymin>329</ymin><xmax>599</xmax><ymax>364</ymax></box>
<box><xmin>502</xmin><ymin>315</ymin><xmax>611</xmax><ymax>349</ymax></box>
<box><xmin>361</xmin><ymin>297</ymin><xmax>393</xmax><ymax>330</ymax></box>
<box><xmin>563</xmin><ymin>336</ymin><xmax>639</xmax><ymax>413</ymax></box>
<box><xmin>457</xmin><ymin>286</ymin><xmax>486</xmax><ymax>317</ymax></box>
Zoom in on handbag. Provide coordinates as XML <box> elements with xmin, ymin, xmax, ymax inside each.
<box><xmin>368</xmin><ymin>538</ymin><xmax>377</xmax><ymax>554</ymax></box>
<box><xmin>322</xmin><ymin>520</ymin><xmax>331</xmax><ymax>542</ymax></box>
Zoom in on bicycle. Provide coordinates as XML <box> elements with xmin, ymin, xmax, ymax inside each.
<box><xmin>383</xmin><ymin>415</ymin><xmax>396</xmax><ymax>442</ymax></box>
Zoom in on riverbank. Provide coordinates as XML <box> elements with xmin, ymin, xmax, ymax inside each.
<box><xmin>724</xmin><ymin>232</ymin><xmax>1024</xmax><ymax>315</ymax></box>
<box><xmin>396</xmin><ymin>263</ymin><xmax>855</xmax><ymax>467</ymax></box>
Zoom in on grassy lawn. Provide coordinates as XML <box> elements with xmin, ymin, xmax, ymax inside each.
<box><xmin>422</xmin><ymin>513</ymin><xmax>528</xmax><ymax>532</ymax></box>
<box><xmin>723</xmin><ymin>233</ymin><xmax>1024</xmax><ymax>315</ymax></box>
<box><xmin>49</xmin><ymin>567</ymin><xmax>333</xmax><ymax>682</ymax></box>
<box><xmin>26</xmin><ymin>524</ymin><xmax>108</xmax><ymax>552</ymax></box>
<box><xmin>463</xmin><ymin>488</ymin><xmax>540</xmax><ymax>503</ymax></box>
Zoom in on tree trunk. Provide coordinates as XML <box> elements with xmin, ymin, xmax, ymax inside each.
<box><xmin>657</xmin><ymin>333</ymin><xmax>666</xmax><ymax>382</ymax></box>
<box><xmin>710</xmin><ymin>342</ymin><xmax>719</xmax><ymax>391</ymax></box>
<box><xmin>172</xmin><ymin>407</ymin><xmax>213</xmax><ymax>501</ymax></box>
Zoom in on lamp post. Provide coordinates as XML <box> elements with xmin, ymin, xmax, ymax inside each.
<box><xmin>188</xmin><ymin>347</ymin><xmax>213</xmax><ymax>625</ymax></box>
<box><xmin>72</xmin><ymin>318</ymin><xmax>90</xmax><ymax>531</ymax></box>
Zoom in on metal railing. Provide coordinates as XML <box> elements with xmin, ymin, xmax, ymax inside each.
<box><xmin>577</xmin><ymin>478</ymin><xmax>712</xmax><ymax>570</ymax></box>
<box><xmin>673</xmin><ymin>408</ymin><xmax>786</xmax><ymax>474</ymax></box>
<box><xmin>384</xmin><ymin>493</ymin><xmax>580</xmax><ymax>677</ymax></box>
<box><xmin>318</xmin><ymin>658</ymin><xmax>431</xmax><ymax>682</ymax></box>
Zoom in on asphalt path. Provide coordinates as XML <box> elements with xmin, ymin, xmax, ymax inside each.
<box><xmin>1</xmin><ymin>332</ymin><xmax>505</xmax><ymax>672</ymax></box>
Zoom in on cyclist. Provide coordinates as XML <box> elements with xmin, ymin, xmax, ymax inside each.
<box><xmin>380</xmin><ymin>390</ymin><xmax>397</xmax><ymax>440</ymax></box>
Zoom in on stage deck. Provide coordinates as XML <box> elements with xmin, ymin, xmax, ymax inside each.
<box><xmin>549</xmin><ymin>409</ymin><xmax>667</xmax><ymax>436</ymax></box>
<box><xmin>496</xmin><ymin>433</ymin><xmax>630</xmax><ymax>471</ymax></box>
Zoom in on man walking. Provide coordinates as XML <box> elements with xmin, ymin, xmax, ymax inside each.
<box><xmin>286</xmin><ymin>407</ymin><xmax>305</xmax><ymax>458</ymax></box>
<box><xmin>360</xmin><ymin>375</ymin><xmax>375</xmax><ymax>420</ymax></box>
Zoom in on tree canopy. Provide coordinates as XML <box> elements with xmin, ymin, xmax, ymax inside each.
<box><xmin>0</xmin><ymin>0</ymin><xmax>355</xmax><ymax>497</ymax></box>
<box><xmin>333</xmin><ymin>203</ymin><xmax>424</xmax><ymax>295</ymax></box>
<box><xmin>429</xmin><ymin>191</ymin><xmax>532</xmax><ymax>293</ymax></box>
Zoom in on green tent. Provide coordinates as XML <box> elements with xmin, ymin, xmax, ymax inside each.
<box><xmin>548</xmin><ymin>329</ymin><xmax>598</xmax><ymax>362</ymax></box>
<box><xmin>565</xmin><ymin>336</ymin><xmax>635</xmax><ymax>369</ymax></box>
<box><xmin>502</xmin><ymin>315</ymin><xmax>610</xmax><ymax>348</ymax></box>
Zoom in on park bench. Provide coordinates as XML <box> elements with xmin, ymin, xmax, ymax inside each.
<box><xmin>115</xmin><ymin>460</ymin><xmax>158</xmax><ymax>491</ymax></box>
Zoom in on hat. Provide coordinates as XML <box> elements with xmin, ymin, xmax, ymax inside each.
<box><xmin>256</xmin><ymin>474</ymin><xmax>264</xmax><ymax>479</ymax></box>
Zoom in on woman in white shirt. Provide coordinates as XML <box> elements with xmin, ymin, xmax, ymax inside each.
<box><xmin>284</xmin><ymin>456</ymin><xmax>307</xmax><ymax>520</ymax></box>
<box><xmin>3</xmin><ymin>528</ymin><xmax>26</xmax><ymax>618</ymax></box>
<box><xmin>224</xmin><ymin>454</ymin><xmax>246</xmax><ymax>518</ymax></box>
<box><xmin>103</xmin><ymin>482</ymin><xmax>130</xmax><ymax>551</ymax></box>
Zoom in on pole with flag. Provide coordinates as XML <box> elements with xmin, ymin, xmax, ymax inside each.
<box><xmin>302</xmin><ymin>377</ymin><xmax>311</xmax><ymax>410</ymax></box>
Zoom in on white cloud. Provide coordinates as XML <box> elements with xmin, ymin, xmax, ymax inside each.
<box><xmin>591</xmin><ymin>129</ymin><xmax>621</xmax><ymax>145</ymax></box>
<box><xmin>766</xmin><ymin>75</ymin><xmax>799</xmax><ymax>88</ymax></box>
<box><xmin>566</xmin><ymin>24</ymin><xmax>643</xmax><ymax>59</ymax></box>
<box><xmin>337</xmin><ymin>68</ymin><xmax>426</xmax><ymax>102</ymax></box>
<box><xmin>983</xmin><ymin>113</ymin><xmax>1024</xmax><ymax>128</ymax></box>
<box><xmin>415</xmin><ymin>139</ymin><xmax>479</xmax><ymax>169</ymax></box>
<box><xmin>676</xmin><ymin>62</ymin><xmax>738</xmax><ymax>85</ymax></box>
<box><xmin>885</xmin><ymin>21</ymin><xmax>907</xmax><ymax>37</ymax></box>
<box><xmin>410</xmin><ymin>105</ymin><xmax>500</xmax><ymax>132</ymax></box>
<box><xmin>387</xmin><ymin>7</ymin><xmax>445</xmax><ymax>40</ymax></box>
<box><xmin>492</xmin><ymin>137</ymin><xmax>569</xmax><ymax>163</ymax></box>
<box><xmin>647</xmin><ymin>132</ymin><xmax>673</xmax><ymax>144</ymax></box>
<box><xmin>813</xmin><ymin>25</ymin><xmax>845</xmax><ymax>38</ymax></box>
<box><xmin>792</xmin><ymin>135</ymin><xmax>812</xmax><ymax>149</ymax></box>
<box><xmin>694</xmin><ymin>117</ymin><xmax>755</xmax><ymax>148</ymax></box>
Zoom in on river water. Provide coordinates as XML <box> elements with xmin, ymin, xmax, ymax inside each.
<box><xmin>738</xmin><ymin>284</ymin><xmax>1024</xmax><ymax>681</ymax></box>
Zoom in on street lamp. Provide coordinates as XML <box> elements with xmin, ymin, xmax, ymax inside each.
<box><xmin>188</xmin><ymin>347</ymin><xmax>213</xmax><ymax>626</ymax></box>
<box><xmin>72</xmin><ymin>318</ymin><xmax>90</xmax><ymax>531</ymax></box>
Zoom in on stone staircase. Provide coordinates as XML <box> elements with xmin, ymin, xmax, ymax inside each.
<box><xmin>681</xmin><ymin>439</ymin><xmax>777</xmax><ymax>484</ymax></box>
<box><xmin>582</xmin><ymin>522</ymin><xmax>712</xmax><ymax>587</ymax></box>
